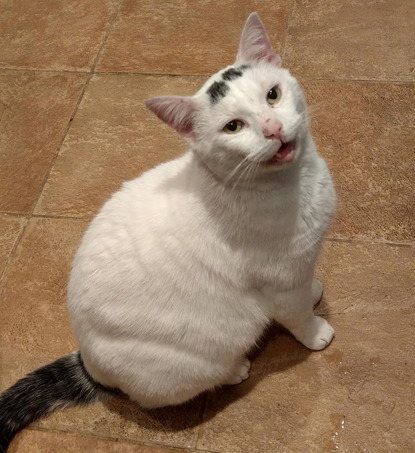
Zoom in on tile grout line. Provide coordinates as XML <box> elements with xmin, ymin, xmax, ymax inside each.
<box><xmin>297</xmin><ymin>76</ymin><xmax>415</xmax><ymax>85</ymax></box>
<box><xmin>30</xmin><ymin>0</ymin><xmax>124</xmax><ymax>219</ymax></box>
<box><xmin>0</xmin><ymin>81</ymin><xmax>87</xmax><ymax>279</ymax></box>
<box><xmin>32</xmin><ymin>213</ymin><xmax>92</xmax><ymax>221</ymax></box>
<box><xmin>94</xmin><ymin>70</ymin><xmax>207</xmax><ymax>78</ymax></box>
<box><xmin>28</xmin><ymin>76</ymin><xmax>92</xmax><ymax>218</ymax></box>
<box><xmin>88</xmin><ymin>72</ymin><xmax>415</xmax><ymax>84</ymax></box>
<box><xmin>326</xmin><ymin>236</ymin><xmax>415</xmax><ymax>247</ymax></box>
<box><xmin>2</xmin><ymin>210</ymin><xmax>414</xmax><ymax>248</ymax></box>
<box><xmin>280</xmin><ymin>0</ymin><xmax>296</xmax><ymax>61</ymax></box>
<box><xmin>0</xmin><ymin>68</ymin><xmax>414</xmax><ymax>86</ymax></box>
<box><xmin>320</xmin><ymin>307</ymin><xmax>415</xmax><ymax>316</ymax></box>
<box><xmin>0</xmin><ymin>66</ymin><xmax>90</xmax><ymax>74</ymax></box>
<box><xmin>91</xmin><ymin>0</ymin><xmax>125</xmax><ymax>74</ymax></box>
<box><xmin>0</xmin><ymin>0</ymin><xmax>125</xmax><ymax>285</ymax></box>
<box><xmin>0</xmin><ymin>216</ymin><xmax>29</xmax><ymax>285</ymax></box>
<box><xmin>76</xmin><ymin>72</ymin><xmax>415</xmax><ymax>85</ymax></box>
<box><xmin>26</xmin><ymin>426</ymin><xmax>219</xmax><ymax>453</ymax></box>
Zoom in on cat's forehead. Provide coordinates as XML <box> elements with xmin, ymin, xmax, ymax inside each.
<box><xmin>197</xmin><ymin>63</ymin><xmax>290</xmax><ymax>106</ymax></box>
<box><xmin>203</xmin><ymin>65</ymin><xmax>251</xmax><ymax>104</ymax></box>
<box><xmin>197</xmin><ymin>65</ymin><xmax>251</xmax><ymax>105</ymax></box>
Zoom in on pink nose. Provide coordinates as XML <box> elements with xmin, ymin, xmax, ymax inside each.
<box><xmin>263</xmin><ymin>120</ymin><xmax>283</xmax><ymax>140</ymax></box>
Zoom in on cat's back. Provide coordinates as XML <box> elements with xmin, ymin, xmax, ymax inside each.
<box><xmin>69</xmin><ymin>152</ymin><xmax>195</xmax><ymax>283</ymax></box>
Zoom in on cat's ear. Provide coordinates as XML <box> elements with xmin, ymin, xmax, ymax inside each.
<box><xmin>236</xmin><ymin>12</ymin><xmax>281</xmax><ymax>67</ymax></box>
<box><xmin>145</xmin><ymin>96</ymin><xmax>198</xmax><ymax>139</ymax></box>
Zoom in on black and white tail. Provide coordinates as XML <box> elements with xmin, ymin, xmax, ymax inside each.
<box><xmin>0</xmin><ymin>351</ymin><xmax>116</xmax><ymax>452</ymax></box>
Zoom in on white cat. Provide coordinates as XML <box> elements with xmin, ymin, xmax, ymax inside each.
<box><xmin>0</xmin><ymin>12</ymin><xmax>336</xmax><ymax>451</ymax></box>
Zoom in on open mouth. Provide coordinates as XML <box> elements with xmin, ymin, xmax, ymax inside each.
<box><xmin>264</xmin><ymin>141</ymin><xmax>295</xmax><ymax>165</ymax></box>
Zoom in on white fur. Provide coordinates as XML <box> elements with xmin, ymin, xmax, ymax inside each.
<box><xmin>67</xmin><ymin>13</ymin><xmax>336</xmax><ymax>409</ymax></box>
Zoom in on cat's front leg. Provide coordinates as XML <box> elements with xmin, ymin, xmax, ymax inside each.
<box><xmin>312</xmin><ymin>278</ymin><xmax>323</xmax><ymax>307</ymax></box>
<box><xmin>263</xmin><ymin>283</ymin><xmax>334</xmax><ymax>351</ymax></box>
<box><xmin>290</xmin><ymin>315</ymin><xmax>334</xmax><ymax>351</ymax></box>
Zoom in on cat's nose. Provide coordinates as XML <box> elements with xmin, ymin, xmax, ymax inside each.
<box><xmin>263</xmin><ymin>120</ymin><xmax>283</xmax><ymax>140</ymax></box>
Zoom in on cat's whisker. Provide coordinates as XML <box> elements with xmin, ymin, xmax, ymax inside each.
<box><xmin>230</xmin><ymin>154</ymin><xmax>261</xmax><ymax>192</ymax></box>
<box><xmin>238</xmin><ymin>156</ymin><xmax>262</xmax><ymax>188</ymax></box>
<box><xmin>225</xmin><ymin>154</ymin><xmax>252</xmax><ymax>185</ymax></box>
<box><xmin>243</xmin><ymin>158</ymin><xmax>260</xmax><ymax>185</ymax></box>
<box><xmin>225</xmin><ymin>154</ymin><xmax>255</xmax><ymax>192</ymax></box>
<box><xmin>249</xmin><ymin>161</ymin><xmax>261</xmax><ymax>184</ymax></box>
<box><xmin>230</xmin><ymin>160</ymin><xmax>252</xmax><ymax>192</ymax></box>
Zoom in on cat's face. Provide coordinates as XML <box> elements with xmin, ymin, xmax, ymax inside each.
<box><xmin>191</xmin><ymin>61</ymin><xmax>308</xmax><ymax>182</ymax></box>
<box><xmin>146</xmin><ymin>13</ymin><xmax>309</xmax><ymax>185</ymax></box>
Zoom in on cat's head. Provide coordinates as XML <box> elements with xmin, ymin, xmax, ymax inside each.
<box><xmin>146</xmin><ymin>13</ymin><xmax>309</xmax><ymax>185</ymax></box>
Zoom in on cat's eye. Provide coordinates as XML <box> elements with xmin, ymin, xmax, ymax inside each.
<box><xmin>223</xmin><ymin>120</ymin><xmax>243</xmax><ymax>134</ymax></box>
<box><xmin>267</xmin><ymin>86</ymin><xmax>282</xmax><ymax>105</ymax></box>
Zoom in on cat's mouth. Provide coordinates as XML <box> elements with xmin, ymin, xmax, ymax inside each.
<box><xmin>264</xmin><ymin>141</ymin><xmax>295</xmax><ymax>165</ymax></box>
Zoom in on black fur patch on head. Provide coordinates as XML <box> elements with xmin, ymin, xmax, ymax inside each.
<box><xmin>221</xmin><ymin>65</ymin><xmax>251</xmax><ymax>82</ymax></box>
<box><xmin>222</xmin><ymin>67</ymin><xmax>243</xmax><ymax>81</ymax></box>
<box><xmin>207</xmin><ymin>80</ymin><xmax>229</xmax><ymax>104</ymax></box>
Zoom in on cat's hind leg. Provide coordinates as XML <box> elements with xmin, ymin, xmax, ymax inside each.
<box><xmin>223</xmin><ymin>358</ymin><xmax>251</xmax><ymax>385</ymax></box>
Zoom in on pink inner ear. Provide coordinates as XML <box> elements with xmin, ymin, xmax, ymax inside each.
<box><xmin>237</xmin><ymin>12</ymin><xmax>281</xmax><ymax>67</ymax></box>
<box><xmin>267</xmin><ymin>53</ymin><xmax>282</xmax><ymax>66</ymax></box>
<box><xmin>145</xmin><ymin>96</ymin><xmax>196</xmax><ymax>139</ymax></box>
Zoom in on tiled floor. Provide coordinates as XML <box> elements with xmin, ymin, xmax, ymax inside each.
<box><xmin>1</xmin><ymin>0</ymin><xmax>414</xmax><ymax>452</ymax></box>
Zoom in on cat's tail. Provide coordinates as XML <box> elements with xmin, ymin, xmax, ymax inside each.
<box><xmin>0</xmin><ymin>351</ymin><xmax>117</xmax><ymax>452</ymax></box>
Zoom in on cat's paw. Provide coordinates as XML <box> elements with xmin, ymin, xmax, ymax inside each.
<box><xmin>294</xmin><ymin>316</ymin><xmax>334</xmax><ymax>351</ymax></box>
<box><xmin>225</xmin><ymin>358</ymin><xmax>251</xmax><ymax>385</ymax></box>
<box><xmin>312</xmin><ymin>279</ymin><xmax>323</xmax><ymax>307</ymax></box>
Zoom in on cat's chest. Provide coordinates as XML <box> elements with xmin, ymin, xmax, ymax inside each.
<box><xmin>240</xmin><ymin>169</ymin><xmax>335</xmax><ymax>284</ymax></box>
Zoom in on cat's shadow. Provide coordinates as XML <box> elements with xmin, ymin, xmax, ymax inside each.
<box><xmin>103</xmin><ymin>297</ymin><xmax>331</xmax><ymax>433</ymax></box>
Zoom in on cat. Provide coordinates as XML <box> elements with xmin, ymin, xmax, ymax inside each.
<box><xmin>0</xmin><ymin>12</ymin><xmax>336</xmax><ymax>451</ymax></box>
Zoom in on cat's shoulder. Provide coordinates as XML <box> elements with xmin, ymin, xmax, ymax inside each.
<box><xmin>121</xmin><ymin>152</ymin><xmax>192</xmax><ymax>192</ymax></box>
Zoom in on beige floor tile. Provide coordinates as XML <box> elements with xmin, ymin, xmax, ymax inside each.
<box><xmin>283</xmin><ymin>0</ymin><xmax>415</xmax><ymax>81</ymax></box>
<box><xmin>0</xmin><ymin>216</ymin><xmax>26</xmax><ymax>277</ymax></box>
<box><xmin>96</xmin><ymin>0</ymin><xmax>291</xmax><ymax>75</ymax></box>
<box><xmin>302</xmin><ymin>80</ymin><xmax>415</xmax><ymax>242</ymax></box>
<box><xmin>35</xmin><ymin>74</ymin><xmax>204</xmax><ymax>218</ymax></box>
<box><xmin>197</xmin><ymin>311</ymin><xmax>415</xmax><ymax>453</ymax></box>
<box><xmin>315</xmin><ymin>240</ymin><xmax>415</xmax><ymax>315</ymax></box>
<box><xmin>0</xmin><ymin>218</ymin><xmax>87</xmax><ymax>356</ymax></box>
<box><xmin>0</xmin><ymin>217</ymin><xmax>203</xmax><ymax>449</ymax></box>
<box><xmin>9</xmin><ymin>429</ymin><xmax>197</xmax><ymax>453</ymax></box>
<box><xmin>0</xmin><ymin>0</ymin><xmax>120</xmax><ymax>71</ymax></box>
<box><xmin>0</xmin><ymin>71</ymin><xmax>87</xmax><ymax>213</ymax></box>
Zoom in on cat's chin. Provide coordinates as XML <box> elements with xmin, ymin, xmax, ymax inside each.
<box><xmin>262</xmin><ymin>141</ymin><xmax>296</xmax><ymax>168</ymax></box>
